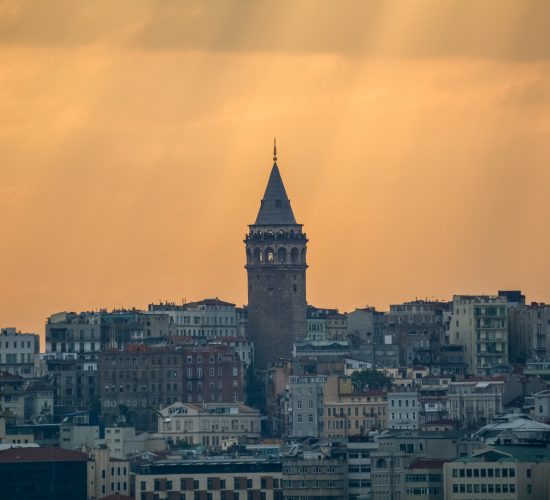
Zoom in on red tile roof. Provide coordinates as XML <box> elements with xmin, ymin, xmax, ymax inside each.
<box><xmin>0</xmin><ymin>447</ymin><xmax>88</xmax><ymax>463</ymax></box>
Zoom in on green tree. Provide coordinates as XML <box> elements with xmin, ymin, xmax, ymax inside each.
<box><xmin>351</xmin><ymin>369</ymin><xmax>393</xmax><ymax>393</ymax></box>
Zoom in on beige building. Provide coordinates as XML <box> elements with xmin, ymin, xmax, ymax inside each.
<box><xmin>105</xmin><ymin>426</ymin><xmax>166</xmax><ymax>459</ymax></box>
<box><xmin>157</xmin><ymin>401</ymin><xmax>261</xmax><ymax>447</ymax></box>
<box><xmin>87</xmin><ymin>447</ymin><xmax>130</xmax><ymax>499</ymax></box>
<box><xmin>447</xmin><ymin>295</ymin><xmax>509</xmax><ymax>375</ymax></box>
<box><xmin>448</xmin><ymin>376</ymin><xmax>521</xmax><ymax>426</ymax></box>
<box><xmin>60</xmin><ymin>423</ymin><xmax>99</xmax><ymax>450</ymax></box>
<box><xmin>136</xmin><ymin>457</ymin><xmax>283</xmax><ymax>500</ymax></box>
<box><xmin>324</xmin><ymin>391</ymin><xmax>387</xmax><ymax>438</ymax></box>
<box><xmin>444</xmin><ymin>445</ymin><xmax>550</xmax><ymax>499</ymax></box>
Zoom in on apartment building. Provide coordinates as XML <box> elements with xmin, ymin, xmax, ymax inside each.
<box><xmin>0</xmin><ymin>328</ymin><xmax>40</xmax><ymax>377</ymax></box>
<box><xmin>148</xmin><ymin>298</ymin><xmax>240</xmax><ymax>338</ymax></box>
<box><xmin>99</xmin><ymin>344</ymin><xmax>244</xmax><ymax>431</ymax></box>
<box><xmin>508</xmin><ymin>302</ymin><xmax>550</xmax><ymax>363</ymax></box>
<box><xmin>402</xmin><ymin>458</ymin><xmax>445</xmax><ymax>500</ymax></box>
<box><xmin>135</xmin><ymin>457</ymin><xmax>283</xmax><ymax>500</ymax></box>
<box><xmin>448</xmin><ymin>376</ymin><xmax>521</xmax><ymax>426</ymax></box>
<box><xmin>282</xmin><ymin>454</ymin><xmax>346</xmax><ymax>499</ymax></box>
<box><xmin>324</xmin><ymin>391</ymin><xmax>388</xmax><ymax>438</ymax></box>
<box><xmin>87</xmin><ymin>447</ymin><xmax>130</xmax><ymax>499</ymax></box>
<box><xmin>388</xmin><ymin>392</ymin><xmax>420</xmax><ymax>430</ymax></box>
<box><xmin>447</xmin><ymin>295</ymin><xmax>509</xmax><ymax>376</ymax></box>
<box><xmin>444</xmin><ymin>445</ymin><xmax>550</xmax><ymax>499</ymax></box>
<box><xmin>286</xmin><ymin>375</ymin><xmax>326</xmax><ymax>438</ymax></box>
<box><xmin>156</xmin><ymin>401</ymin><xmax>261</xmax><ymax>447</ymax></box>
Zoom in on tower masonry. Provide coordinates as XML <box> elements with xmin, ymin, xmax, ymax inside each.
<box><xmin>245</xmin><ymin>144</ymin><xmax>308</xmax><ymax>369</ymax></box>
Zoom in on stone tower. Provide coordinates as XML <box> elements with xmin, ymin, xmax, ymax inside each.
<box><xmin>245</xmin><ymin>142</ymin><xmax>308</xmax><ymax>369</ymax></box>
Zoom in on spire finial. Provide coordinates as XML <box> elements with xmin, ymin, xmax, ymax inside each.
<box><xmin>273</xmin><ymin>138</ymin><xmax>277</xmax><ymax>162</ymax></box>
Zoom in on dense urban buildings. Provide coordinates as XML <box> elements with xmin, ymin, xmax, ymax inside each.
<box><xmin>4</xmin><ymin>151</ymin><xmax>550</xmax><ymax>500</ymax></box>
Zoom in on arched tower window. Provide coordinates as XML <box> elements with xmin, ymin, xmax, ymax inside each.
<box><xmin>246</xmin><ymin>248</ymin><xmax>252</xmax><ymax>265</ymax></box>
<box><xmin>291</xmin><ymin>247</ymin><xmax>299</xmax><ymax>264</ymax></box>
<box><xmin>253</xmin><ymin>248</ymin><xmax>261</xmax><ymax>264</ymax></box>
<box><xmin>301</xmin><ymin>248</ymin><xmax>307</xmax><ymax>264</ymax></box>
<box><xmin>265</xmin><ymin>248</ymin><xmax>275</xmax><ymax>263</ymax></box>
<box><xmin>278</xmin><ymin>247</ymin><xmax>287</xmax><ymax>263</ymax></box>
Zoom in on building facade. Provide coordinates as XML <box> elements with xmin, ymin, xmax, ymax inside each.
<box><xmin>0</xmin><ymin>328</ymin><xmax>40</xmax><ymax>377</ymax></box>
<box><xmin>447</xmin><ymin>295</ymin><xmax>509</xmax><ymax>376</ymax></box>
<box><xmin>99</xmin><ymin>344</ymin><xmax>245</xmax><ymax>431</ymax></box>
<box><xmin>245</xmin><ymin>147</ymin><xmax>308</xmax><ymax>368</ymax></box>
<box><xmin>286</xmin><ymin>375</ymin><xmax>326</xmax><ymax>438</ymax></box>
<box><xmin>156</xmin><ymin>401</ymin><xmax>261</xmax><ymax>447</ymax></box>
<box><xmin>388</xmin><ymin>392</ymin><xmax>420</xmax><ymax>430</ymax></box>
<box><xmin>136</xmin><ymin>458</ymin><xmax>283</xmax><ymax>500</ymax></box>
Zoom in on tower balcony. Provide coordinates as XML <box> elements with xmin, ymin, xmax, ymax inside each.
<box><xmin>245</xmin><ymin>230</ymin><xmax>307</xmax><ymax>243</ymax></box>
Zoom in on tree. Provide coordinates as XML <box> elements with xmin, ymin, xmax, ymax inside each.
<box><xmin>351</xmin><ymin>369</ymin><xmax>393</xmax><ymax>393</ymax></box>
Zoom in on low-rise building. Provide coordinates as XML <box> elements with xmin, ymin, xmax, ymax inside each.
<box><xmin>324</xmin><ymin>391</ymin><xmax>387</xmax><ymax>438</ymax></box>
<box><xmin>105</xmin><ymin>426</ymin><xmax>166</xmax><ymax>459</ymax></box>
<box><xmin>148</xmin><ymin>298</ymin><xmax>240</xmax><ymax>339</ymax></box>
<box><xmin>282</xmin><ymin>454</ymin><xmax>346</xmax><ymax>499</ymax></box>
<box><xmin>403</xmin><ymin>458</ymin><xmax>445</xmax><ymax>500</ymax></box>
<box><xmin>88</xmin><ymin>447</ymin><xmax>130</xmax><ymax>499</ymax></box>
<box><xmin>448</xmin><ymin>376</ymin><xmax>521</xmax><ymax>426</ymax></box>
<box><xmin>157</xmin><ymin>401</ymin><xmax>261</xmax><ymax>448</ymax></box>
<box><xmin>444</xmin><ymin>445</ymin><xmax>550</xmax><ymax>499</ymax></box>
<box><xmin>0</xmin><ymin>328</ymin><xmax>40</xmax><ymax>377</ymax></box>
<box><xmin>135</xmin><ymin>457</ymin><xmax>283</xmax><ymax>500</ymax></box>
<box><xmin>60</xmin><ymin>423</ymin><xmax>99</xmax><ymax>450</ymax></box>
<box><xmin>370</xmin><ymin>430</ymin><xmax>479</xmax><ymax>500</ymax></box>
<box><xmin>388</xmin><ymin>392</ymin><xmax>420</xmax><ymax>430</ymax></box>
<box><xmin>0</xmin><ymin>447</ymin><xmax>88</xmax><ymax>500</ymax></box>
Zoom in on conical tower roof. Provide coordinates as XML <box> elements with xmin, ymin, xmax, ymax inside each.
<box><xmin>254</xmin><ymin>162</ymin><xmax>297</xmax><ymax>225</ymax></box>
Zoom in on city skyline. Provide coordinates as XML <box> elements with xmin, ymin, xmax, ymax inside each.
<box><xmin>2</xmin><ymin>1</ymin><xmax>550</xmax><ymax>338</ymax></box>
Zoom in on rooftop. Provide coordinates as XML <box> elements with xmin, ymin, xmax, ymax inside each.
<box><xmin>0</xmin><ymin>447</ymin><xmax>88</xmax><ymax>463</ymax></box>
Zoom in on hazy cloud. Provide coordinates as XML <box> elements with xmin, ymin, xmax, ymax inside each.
<box><xmin>1</xmin><ymin>0</ymin><xmax>550</xmax><ymax>60</ymax></box>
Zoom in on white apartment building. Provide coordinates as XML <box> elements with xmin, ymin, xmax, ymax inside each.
<box><xmin>287</xmin><ymin>375</ymin><xmax>327</xmax><ymax>438</ymax></box>
<box><xmin>104</xmin><ymin>426</ymin><xmax>165</xmax><ymax>459</ymax></box>
<box><xmin>448</xmin><ymin>295</ymin><xmax>509</xmax><ymax>376</ymax></box>
<box><xmin>388</xmin><ymin>392</ymin><xmax>420</xmax><ymax>430</ymax></box>
<box><xmin>448</xmin><ymin>377</ymin><xmax>509</xmax><ymax>426</ymax></box>
<box><xmin>157</xmin><ymin>402</ymin><xmax>261</xmax><ymax>447</ymax></box>
<box><xmin>0</xmin><ymin>328</ymin><xmax>40</xmax><ymax>377</ymax></box>
<box><xmin>148</xmin><ymin>298</ymin><xmax>240</xmax><ymax>338</ymax></box>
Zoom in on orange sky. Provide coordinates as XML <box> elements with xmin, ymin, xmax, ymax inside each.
<box><xmin>2</xmin><ymin>0</ymin><xmax>550</xmax><ymax>339</ymax></box>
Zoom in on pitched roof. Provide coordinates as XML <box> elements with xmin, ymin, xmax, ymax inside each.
<box><xmin>0</xmin><ymin>447</ymin><xmax>88</xmax><ymax>463</ymax></box>
<box><xmin>191</xmin><ymin>298</ymin><xmax>235</xmax><ymax>307</ymax></box>
<box><xmin>254</xmin><ymin>164</ymin><xmax>297</xmax><ymax>226</ymax></box>
<box><xmin>458</xmin><ymin>445</ymin><xmax>550</xmax><ymax>463</ymax></box>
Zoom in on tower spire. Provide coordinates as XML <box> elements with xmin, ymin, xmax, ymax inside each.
<box><xmin>273</xmin><ymin>138</ymin><xmax>277</xmax><ymax>163</ymax></box>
